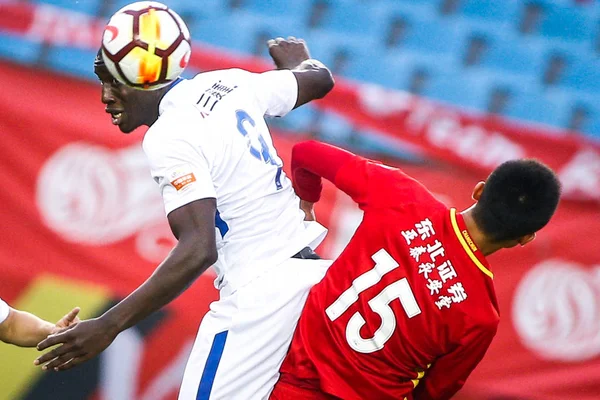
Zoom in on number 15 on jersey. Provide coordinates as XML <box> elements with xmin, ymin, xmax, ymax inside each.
<box><xmin>326</xmin><ymin>249</ymin><xmax>422</xmax><ymax>354</ymax></box>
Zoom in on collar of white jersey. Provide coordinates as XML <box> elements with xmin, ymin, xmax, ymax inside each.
<box><xmin>158</xmin><ymin>77</ymin><xmax>186</xmax><ymax>115</ymax></box>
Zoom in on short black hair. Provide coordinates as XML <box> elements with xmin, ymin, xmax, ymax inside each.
<box><xmin>473</xmin><ymin>159</ymin><xmax>561</xmax><ymax>242</ymax></box>
<box><xmin>94</xmin><ymin>48</ymin><xmax>106</xmax><ymax>69</ymax></box>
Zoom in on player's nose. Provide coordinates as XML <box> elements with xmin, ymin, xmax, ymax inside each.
<box><xmin>101</xmin><ymin>84</ymin><xmax>115</xmax><ymax>104</ymax></box>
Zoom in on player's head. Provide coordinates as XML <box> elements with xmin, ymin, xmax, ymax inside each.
<box><xmin>93</xmin><ymin>49</ymin><xmax>167</xmax><ymax>134</ymax></box>
<box><xmin>471</xmin><ymin>159</ymin><xmax>561</xmax><ymax>247</ymax></box>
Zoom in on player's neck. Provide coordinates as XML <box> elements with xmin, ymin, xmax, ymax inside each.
<box><xmin>141</xmin><ymin>91</ymin><xmax>167</xmax><ymax>127</ymax></box>
<box><xmin>460</xmin><ymin>208</ymin><xmax>503</xmax><ymax>257</ymax></box>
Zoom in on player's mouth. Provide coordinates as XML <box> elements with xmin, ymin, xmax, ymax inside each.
<box><xmin>111</xmin><ymin>112</ymin><xmax>122</xmax><ymax>125</ymax></box>
<box><xmin>106</xmin><ymin>109</ymin><xmax>124</xmax><ymax>125</ymax></box>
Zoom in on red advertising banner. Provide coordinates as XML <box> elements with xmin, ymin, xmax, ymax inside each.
<box><xmin>1</xmin><ymin>59</ymin><xmax>599</xmax><ymax>400</ymax></box>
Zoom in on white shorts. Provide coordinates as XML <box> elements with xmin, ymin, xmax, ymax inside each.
<box><xmin>178</xmin><ymin>257</ymin><xmax>331</xmax><ymax>400</ymax></box>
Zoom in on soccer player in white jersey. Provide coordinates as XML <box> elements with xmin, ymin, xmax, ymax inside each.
<box><xmin>35</xmin><ymin>37</ymin><xmax>334</xmax><ymax>399</ymax></box>
<box><xmin>0</xmin><ymin>297</ymin><xmax>79</xmax><ymax>347</ymax></box>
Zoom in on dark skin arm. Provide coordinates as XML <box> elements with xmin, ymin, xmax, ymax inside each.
<box><xmin>267</xmin><ymin>36</ymin><xmax>335</xmax><ymax>109</ymax></box>
<box><xmin>35</xmin><ymin>198</ymin><xmax>217</xmax><ymax>371</ymax></box>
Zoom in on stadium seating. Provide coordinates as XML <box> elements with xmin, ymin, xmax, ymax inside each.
<box><xmin>539</xmin><ymin>2</ymin><xmax>595</xmax><ymax>42</ymax></box>
<box><xmin>561</xmin><ymin>53</ymin><xmax>600</xmax><ymax>94</ymax></box>
<box><xmin>4</xmin><ymin>0</ymin><xmax>599</xmax><ymax>138</ymax></box>
<box><xmin>31</xmin><ymin>0</ymin><xmax>102</xmax><ymax>15</ymax></box>
<box><xmin>459</xmin><ymin>0</ymin><xmax>521</xmax><ymax>24</ymax></box>
<box><xmin>44</xmin><ymin>46</ymin><xmax>99</xmax><ymax>81</ymax></box>
<box><xmin>0</xmin><ymin>32</ymin><xmax>43</xmax><ymax>65</ymax></box>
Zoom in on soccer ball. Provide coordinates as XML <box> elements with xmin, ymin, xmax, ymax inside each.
<box><xmin>101</xmin><ymin>1</ymin><xmax>192</xmax><ymax>90</ymax></box>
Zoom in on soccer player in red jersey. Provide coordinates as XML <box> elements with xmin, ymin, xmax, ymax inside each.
<box><xmin>270</xmin><ymin>140</ymin><xmax>561</xmax><ymax>400</ymax></box>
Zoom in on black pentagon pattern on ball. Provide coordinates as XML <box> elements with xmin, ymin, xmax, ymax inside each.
<box><xmin>101</xmin><ymin>4</ymin><xmax>189</xmax><ymax>89</ymax></box>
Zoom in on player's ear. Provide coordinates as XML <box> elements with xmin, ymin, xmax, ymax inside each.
<box><xmin>471</xmin><ymin>181</ymin><xmax>485</xmax><ymax>201</ymax></box>
<box><xmin>518</xmin><ymin>232</ymin><xmax>536</xmax><ymax>246</ymax></box>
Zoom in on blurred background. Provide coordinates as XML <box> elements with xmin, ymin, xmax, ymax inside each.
<box><xmin>0</xmin><ymin>0</ymin><xmax>599</xmax><ymax>399</ymax></box>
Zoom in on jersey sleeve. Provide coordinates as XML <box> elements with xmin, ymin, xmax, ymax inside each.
<box><xmin>292</xmin><ymin>141</ymin><xmax>435</xmax><ymax>210</ymax></box>
<box><xmin>291</xmin><ymin>140</ymin><xmax>356</xmax><ymax>202</ymax></box>
<box><xmin>143</xmin><ymin>111</ymin><xmax>217</xmax><ymax>215</ymax></box>
<box><xmin>412</xmin><ymin>320</ymin><xmax>497</xmax><ymax>400</ymax></box>
<box><xmin>0</xmin><ymin>298</ymin><xmax>9</xmax><ymax>324</ymax></box>
<box><xmin>251</xmin><ymin>70</ymin><xmax>298</xmax><ymax>117</ymax></box>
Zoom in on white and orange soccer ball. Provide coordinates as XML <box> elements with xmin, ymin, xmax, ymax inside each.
<box><xmin>101</xmin><ymin>1</ymin><xmax>192</xmax><ymax>90</ymax></box>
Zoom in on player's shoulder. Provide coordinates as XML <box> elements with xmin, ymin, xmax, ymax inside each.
<box><xmin>143</xmin><ymin>105</ymin><xmax>202</xmax><ymax>153</ymax></box>
<box><xmin>364</xmin><ymin>161</ymin><xmax>446</xmax><ymax>210</ymax></box>
<box><xmin>191</xmin><ymin>68</ymin><xmax>254</xmax><ymax>85</ymax></box>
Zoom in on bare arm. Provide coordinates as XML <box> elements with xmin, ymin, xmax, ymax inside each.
<box><xmin>268</xmin><ymin>37</ymin><xmax>335</xmax><ymax>109</ymax></box>
<box><xmin>0</xmin><ymin>307</ymin><xmax>79</xmax><ymax>347</ymax></box>
<box><xmin>101</xmin><ymin>198</ymin><xmax>217</xmax><ymax>332</ymax></box>
<box><xmin>35</xmin><ymin>198</ymin><xmax>217</xmax><ymax>370</ymax></box>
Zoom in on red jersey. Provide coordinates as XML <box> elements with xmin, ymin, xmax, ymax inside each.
<box><xmin>272</xmin><ymin>141</ymin><xmax>499</xmax><ymax>400</ymax></box>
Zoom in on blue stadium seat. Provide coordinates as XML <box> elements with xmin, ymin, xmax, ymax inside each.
<box><xmin>545</xmin><ymin>88</ymin><xmax>600</xmax><ymax>136</ymax></box>
<box><xmin>506</xmin><ymin>89</ymin><xmax>567</xmax><ymax>128</ymax></box>
<box><xmin>367</xmin><ymin>1</ymin><xmax>438</xmax><ymax>41</ymax></box>
<box><xmin>585</xmin><ymin>110</ymin><xmax>600</xmax><ymax>139</ymax></box>
<box><xmin>344</xmin><ymin>55</ymin><xmax>413</xmax><ymax>89</ymax></box>
<box><xmin>347</xmin><ymin>51</ymin><xmax>460</xmax><ymax>91</ymax></box>
<box><xmin>278</xmin><ymin>105</ymin><xmax>319</xmax><ymax>133</ymax></box>
<box><xmin>422</xmin><ymin>70</ymin><xmax>489</xmax><ymax>112</ymax></box>
<box><xmin>45</xmin><ymin>46</ymin><xmax>99</xmax><ymax>81</ymax></box>
<box><xmin>371</xmin><ymin>1</ymin><xmax>437</xmax><ymax>20</ymax></box>
<box><xmin>318</xmin><ymin>111</ymin><xmax>355</xmax><ymax>142</ymax></box>
<box><xmin>303</xmin><ymin>30</ymin><xmax>381</xmax><ymax>78</ymax></box>
<box><xmin>465</xmin><ymin>25</ymin><xmax>545</xmax><ymax>77</ymax></box>
<box><xmin>318</xmin><ymin>0</ymin><xmax>381</xmax><ymax>37</ymax></box>
<box><xmin>463</xmin><ymin>71</ymin><xmax>571</xmax><ymax>128</ymax></box>
<box><xmin>540</xmin><ymin>2</ymin><xmax>594</xmax><ymax>42</ymax></box>
<box><xmin>31</xmin><ymin>0</ymin><xmax>102</xmax><ymax>15</ymax></box>
<box><xmin>400</xmin><ymin>14</ymin><xmax>466</xmax><ymax>56</ymax></box>
<box><xmin>191</xmin><ymin>11</ymin><xmax>302</xmax><ymax>57</ymax></box>
<box><xmin>568</xmin><ymin>93</ymin><xmax>600</xmax><ymax>138</ymax></box>
<box><xmin>459</xmin><ymin>0</ymin><xmax>521</xmax><ymax>23</ymax></box>
<box><xmin>0</xmin><ymin>33</ymin><xmax>43</xmax><ymax>64</ymax></box>
<box><xmin>561</xmin><ymin>53</ymin><xmax>600</xmax><ymax>94</ymax></box>
<box><xmin>104</xmin><ymin>0</ymin><xmax>226</xmax><ymax>19</ymax></box>
<box><xmin>243</xmin><ymin>0</ymin><xmax>313</xmax><ymax>21</ymax></box>
<box><xmin>171</xmin><ymin>0</ymin><xmax>230</xmax><ymax>22</ymax></box>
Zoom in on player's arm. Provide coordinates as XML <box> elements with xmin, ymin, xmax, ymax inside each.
<box><xmin>100</xmin><ymin>199</ymin><xmax>217</xmax><ymax>332</ymax></box>
<box><xmin>253</xmin><ymin>37</ymin><xmax>333</xmax><ymax>117</ymax></box>
<box><xmin>35</xmin><ymin>199</ymin><xmax>217</xmax><ymax>370</ymax></box>
<box><xmin>0</xmin><ymin>305</ymin><xmax>79</xmax><ymax>348</ymax></box>
<box><xmin>291</xmin><ymin>140</ymin><xmax>368</xmax><ymax>206</ymax></box>
<box><xmin>412</xmin><ymin>322</ymin><xmax>497</xmax><ymax>400</ymax></box>
<box><xmin>35</xmin><ymin>122</ymin><xmax>218</xmax><ymax>371</ymax></box>
<box><xmin>268</xmin><ymin>37</ymin><xmax>334</xmax><ymax>109</ymax></box>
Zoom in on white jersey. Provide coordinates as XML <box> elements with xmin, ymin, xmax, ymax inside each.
<box><xmin>143</xmin><ymin>68</ymin><xmax>327</xmax><ymax>291</ymax></box>
<box><xmin>0</xmin><ymin>297</ymin><xmax>9</xmax><ymax>324</ymax></box>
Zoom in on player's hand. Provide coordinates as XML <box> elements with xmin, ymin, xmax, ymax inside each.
<box><xmin>34</xmin><ymin>318</ymin><xmax>118</xmax><ymax>372</ymax></box>
<box><xmin>268</xmin><ymin>37</ymin><xmax>311</xmax><ymax>70</ymax></box>
<box><xmin>300</xmin><ymin>200</ymin><xmax>316</xmax><ymax>222</ymax></box>
<box><xmin>50</xmin><ymin>307</ymin><xmax>81</xmax><ymax>335</ymax></box>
